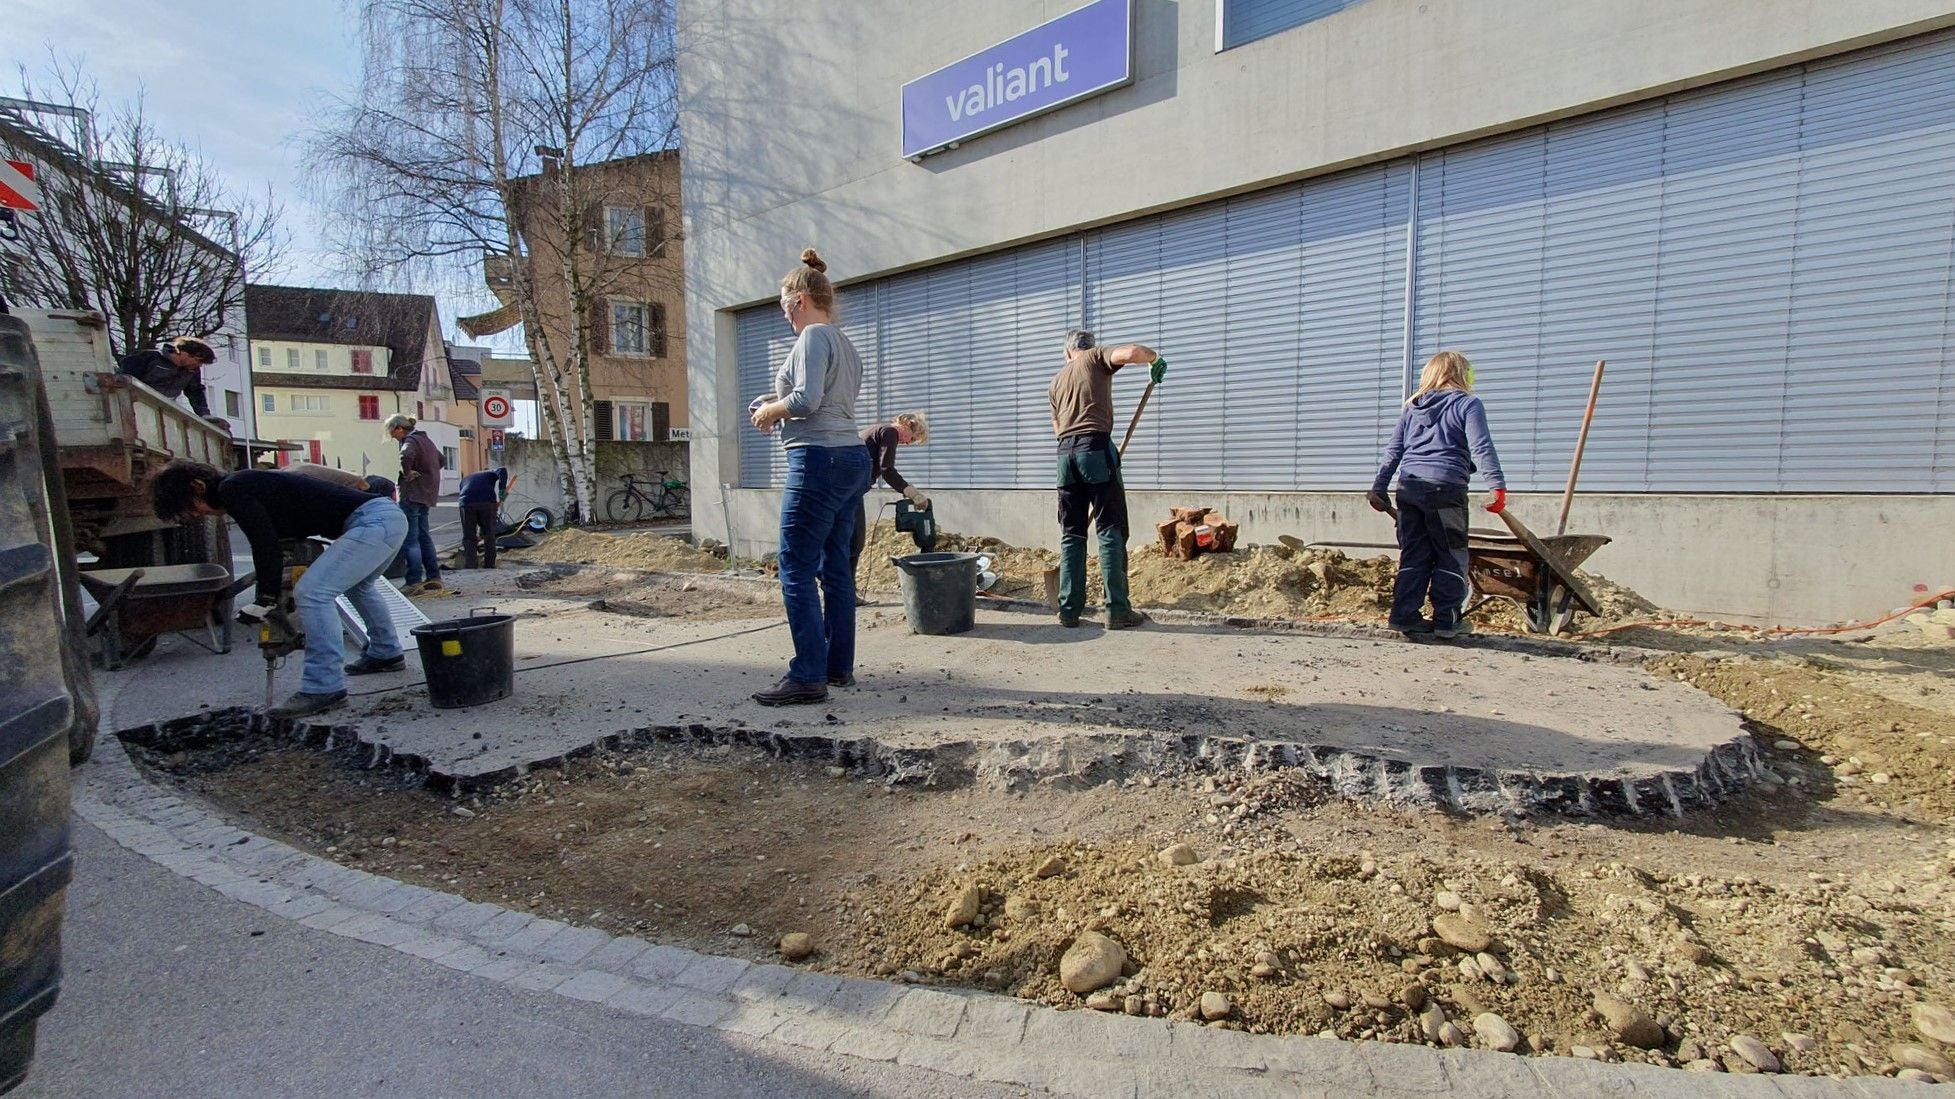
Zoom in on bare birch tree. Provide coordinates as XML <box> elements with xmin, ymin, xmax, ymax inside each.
<box><xmin>0</xmin><ymin>63</ymin><xmax>284</xmax><ymax>356</ymax></box>
<box><xmin>307</xmin><ymin>0</ymin><xmax>679</xmax><ymax>523</ymax></box>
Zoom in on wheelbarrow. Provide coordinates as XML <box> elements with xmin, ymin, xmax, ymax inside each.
<box><xmin>76</xmin><ymin>563</ymin><xmax>243</xmax><ymax>669</ymax></box>
<box><xmin>1282</xmin><ymin>508</ymin><xmax>1610</xmax><ymax>636</ymax></box>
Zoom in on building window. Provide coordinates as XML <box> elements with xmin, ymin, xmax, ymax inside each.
<box><xmin>416</xmin><ymin>400</ymin><xmax>425</xmax><ymax>419</ymax></box>
<box><xmin>1219</xmin><ymin>0</ymin><xmax>1368</xmax><ymax>50</ymax></box>
<box><xmin>612</xmin><ymin>302</ymin><xmax>650</xmax><ymax>355</ymax></box>
<box><xmin>289</xmin><ymin>395</ymin><xmax>331</xmax><ymax>413</ymax></box>
<box><xmin>606</xmin><ymin>205</ymin><xmax>646</xmax><ymax>256</ymax></box>
<box><xmin>275</xmin><ymin>442</ymin><xmax>292</xmax><ymax>468</ymax></box>
<box><xmin>257</xmin><ymin>346</ymin><xmax>270</xmax><ymax>368</ymax></box>
<box><xmin>344</xmin><ymin>316</ymin><xmax>360</xmax><ymax>330</ymax></box>
<box><xmin>286</xmin><ymin>348</ymin><xmax>299</xmax><ymax>370</ymax></box>
<box><xmin>315</xmin><ymin>349</ymin><xmax>329</xmax><ymax>371</ymax></box>
<box><xmin>615</xmin><ymin>402</ymin><xmax>652</xmax><ymax>441</ymax></box>
<box><xmin>442</xmin><ymin>446</ymin><xmax>458</xmax><ymax>469</ymax></box>
<box><xmin>261</xmin><ymin>393</ymin><xmax>276</xmax><ymax>413</ymax></box>
<box><xmin>358</xmin><ymin>395</ymin><xmax>381</xmax><ymax>420</ymax></box>
<box><xmin>647</xmin><ymin>206</ymin><xmax>666</xmax><ymax>257</ymax></box>
<box><xmin>351</xmin><ymin>349</ymin><xmax>374</xmax><ymax>374</ymax></box>
<box><xmin>308</xmin><ymin>440</ymin><xmax>325</xmax><ymax>464</ymax></box>
<box><xmin>224</xmin><ymin>390</ymin><xmax>242</xmax><ymax>417</ymax></box>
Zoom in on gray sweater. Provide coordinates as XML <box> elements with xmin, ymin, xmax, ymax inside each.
<box><xmin>773</xmin><ymin>323</ymin><xmax>861</xmax><ymax>449</ymax></box>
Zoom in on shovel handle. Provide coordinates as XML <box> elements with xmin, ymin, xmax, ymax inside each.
<box><xmin>1118</xmin><ymin>381</ymin><xmax>1157</xmax><ymax>458</ymax></box>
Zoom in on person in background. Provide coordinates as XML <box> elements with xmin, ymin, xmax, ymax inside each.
<box><xmin>1048</xmin><ymin>329</ymin><xmax>1165</xmax><ymax>630</ymax></box>
<box><xmin>150</xmin><ymin>461</ymin><xmax>408</xmax><ymax>718</ymax></box>
<box><xmin>848</xmin><ymin>411</ymin><xmax>931</xmax><ymax>582</ymax></box>
<box><xmin>456</xmin><ymin>466</ymin><xmax>509</xmax><ymax>570</ymax></box>
<box><xmin>118</xmin><ymin>336</ymin><xmax>218</xmax><ymax>420</ymax></box>
<box><xmin>1368</xmin><ymin>350</ymin><xmax>1507</xmax><ymax>640</ymax></box>
<box><xmin>747</xmin><ymin>248</ymin><xmax>871</xmax><ymax>705</ymax></box>
<box><xmin>385</xmin><ymin>413</ymin><xmax>446</xmax><ymax>594</ymax></box>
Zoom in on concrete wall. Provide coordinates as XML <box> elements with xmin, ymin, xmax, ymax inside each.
<box><xmin>715</xmin><ymin>487</ymin><xmax>1953</xmax><ymax>626</ymax></box>
<box><xmin>678</xmin><ymin>0</ymin><xmax>1955</xmax><ymax>625</ymax></box>
<box><xmin>503</xmin><ymin>437</ymin><xmax>692</xmax><ymax>522</ymax></box>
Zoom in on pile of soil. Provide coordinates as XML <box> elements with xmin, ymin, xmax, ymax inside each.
<box><xmin>506</xmin><ymin>528</ymin><xmax>723</xmax><ymax>572</ymax></box>
<box><xmin>520</xmin><ymin>571</ymin><xmax>782</xmax><ymax>624</ymax></box>
<box><xmin>858</xmin><ymin>522</ymin><xmax>1058</xmax><ymax>601</ymax></box>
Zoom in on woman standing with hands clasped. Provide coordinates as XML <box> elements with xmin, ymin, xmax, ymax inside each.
<box><xmin>748</xmin><ymin>249</ymin><xmax>872</xmax><ymax>705</ymax></box>
<box><xmin>1368</xmin><ymin>351</ymin><xmax>1507</xmax><ymax>640</ymax></box>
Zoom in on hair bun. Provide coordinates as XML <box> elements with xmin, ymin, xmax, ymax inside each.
<box><xmin>800</xmin><ymin>248</ymin><xmax>827</xmax><ymax>273</ymax></box>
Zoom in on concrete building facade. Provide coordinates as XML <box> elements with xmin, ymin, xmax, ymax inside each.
<box><xmin>678</xmin><ymin>0</ymin><xmax>1955</xmax><ymax>624</ymax></box>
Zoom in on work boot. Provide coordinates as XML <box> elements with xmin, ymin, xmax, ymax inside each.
<box><xmin>828</xmin><ymin>673</ymin><xmax>856</xmax><ymax>687</ymax></box>
<box><xmin>1106</xmin><ymin>609</ymin><xmax>1151</xmax><ymax>630</ymax></box>
<box><xmin>268</xmin><ymin>690</ymin><xmax>347</xmax><ymax>719</ymax></box>
<box><xmin>345</xmin><ymin>654</ymin><xmax>406</xmax><ymax>675</ymax></box>
<box><xmin>1058</xmin><ymin>613</ymin><xmax>1080</xmax><ymax>628</ymax></box>
<box><xmin>1389</xmin><ymin>617</ymin><xmax>1435</xmax><ymax>638</ymax></box>
<box><xmin>421</xmin><ymin>578</ymin><xmax>446</xmax><ymax>593</ymax></box>
<box><xmin>1057</xmin><ymin>535</ymin><xmax>1089</xmax><ymax>620</ymax></box>
<box><xmin>1097</xmin><ymin>530</ymin><xmax>1134</xmax><ymax>621</ymax></box>
<box><xmin>752</xmin><ymin>677</ymin><xmax>827</xmax><ymax>706</ymax></box>
<box><xmin>1434</xmin><ymin>620</ymin><xmax>1474</xmax><ymax>640</ymax></box>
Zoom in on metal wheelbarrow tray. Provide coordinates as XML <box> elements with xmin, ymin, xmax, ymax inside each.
<box><xmin>76</xmin><ymin>563</ymin><xmax>239</xmax><ymax>669</ymax></box>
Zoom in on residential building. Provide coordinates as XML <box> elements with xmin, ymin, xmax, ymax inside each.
<box><xmin>464</xmin><ymin>151</ymin><xmax>687</xmax><ymax>446</ymax></box>
<box><xmin>445</xmin><ymin>342</ymin><xmax>490</xmax><ymax>472</ymax></box>
<box><xmin>245</xmin><ymin>285</ymin><xmax>469</xmax><ymax>491</ymax></box>
<box><xmin>678</xmin><ymin>0</ymin><xmax>1955</xmax><ymax>624</ymax></box>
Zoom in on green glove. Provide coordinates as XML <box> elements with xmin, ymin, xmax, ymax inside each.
<box><xmin>1149</xmin><ymin>355</ymin><xmax>1168</xmax><ymax>385</ymax></box>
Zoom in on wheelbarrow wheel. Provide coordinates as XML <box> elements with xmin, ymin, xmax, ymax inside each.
<box><xmin>1526</xmin><ymin>582</ymin><xmax>1581</xmax><ymax>636</ymax></box>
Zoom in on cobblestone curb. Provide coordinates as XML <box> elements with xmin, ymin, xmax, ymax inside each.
<box><xmin>72</xmin><ymin>733</ymin><xmax>1927</xmax><ymax>1098</ymax></box>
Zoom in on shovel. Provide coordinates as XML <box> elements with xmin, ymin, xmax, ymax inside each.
<box><xmin>1118</xmin><ymin>381</ymin><xmax>1156</xmax><ymax>459</ymax></box>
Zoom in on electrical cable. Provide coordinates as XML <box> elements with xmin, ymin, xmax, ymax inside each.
<box><xmin>344</xmin><ymin>618</ymin><xmax>787</xmax><ymax>698</ymax></box>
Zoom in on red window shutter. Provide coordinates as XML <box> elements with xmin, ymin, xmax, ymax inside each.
<box><xmin>276</xmin><ymin>443</ymin><xmax>291</xmax><ymax>468</ymax></box>
<box><xmin>417</xmin><ymin>400</ymin><xmax>425</xmax><ymax>419</ymax></box>
<box><xmin>359</xmin><ymin>395</ymin><xmax>379</xmax><ymax>420</ymax></box>
<box><xmin>351</xmin><ymin>350</ymin><xmax>373</xmax><ymax>374</ymax></box>
<box><xmin>309</xmin><ymin>440</ymin><xmax>324</xmax><ymax>464</ymax></box>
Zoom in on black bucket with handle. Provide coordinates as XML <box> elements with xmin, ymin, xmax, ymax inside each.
<box><xmin>411</xmin><ymin>607</ymin><xmax>515</xmax><ymax>708</ymax></box>
<box><xmin>888</xmin><ymin>552</ymin><xmax>980</xmax><ymax>635</ymax></box>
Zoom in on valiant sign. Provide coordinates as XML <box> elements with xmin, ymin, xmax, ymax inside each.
<box><xmin>901</xmin><ymin>0</ymin><xmax>1134</xmax><ymax>160</ymax></box>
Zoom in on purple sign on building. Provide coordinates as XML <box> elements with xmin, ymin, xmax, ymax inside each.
<box><xmin>901</xmin><ymin>0</ymin><xmax>1134</xmax><ymax>160</ymax></box>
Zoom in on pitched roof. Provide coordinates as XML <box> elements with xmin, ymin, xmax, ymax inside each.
<box><xmin>448</xmin><ymin>360</ymin><xmax>482</xmax><ymax>401</ymax></box>
<box><xmin>245</xmin><ymin>284</ymin><xmax>440</xmax><ymax>392</ymax></box>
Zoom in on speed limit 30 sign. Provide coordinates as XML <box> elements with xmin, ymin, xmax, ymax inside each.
<box><xmin>480</xmin><ymin>389</ymin><xmax>513</xmax><ymax>427</ymax></box>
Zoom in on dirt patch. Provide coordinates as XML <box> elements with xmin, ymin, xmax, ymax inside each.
<box><xmin>506</xmin><ymin>528</ymin><xmax>723</xmax><ymax>572</ymax></box>
<box><xmin>127</xmin><ymin>655</ymin><xmax>1955</xmax><ymax>1084</ymax></box>
<box><xmin>518</xmin><ymin>570</ymin><xmax>782</xmax><ymax>624</ymax></box>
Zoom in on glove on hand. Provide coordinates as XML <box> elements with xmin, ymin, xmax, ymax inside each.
<box><xmin>902</xmin><ymin>485</ymin><xmax>930</xmax><ymax>509</ymax></box>
<box><xmin>238</xmin><ymin>602</ymin><xmax>275</xmax><ymax>625</ymax></box>
<box><xmin>1485</xmin><ymin>488</ymin><xmax>1508</xmax><ymax>514</ymax></box>
<box><xmin>1148</xmin><ymin>356</ymin><xmax>1168</xmax><ymax>385</ymax></box>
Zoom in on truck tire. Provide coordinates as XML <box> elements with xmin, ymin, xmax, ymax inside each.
<box><xmin>0</xmin><ymin>315</ymin><xmax>79</xmax><ymax>1094</ymax></box>
<box><xmin>32</xmin><ymin>370</ymin><xmax>98</xmax><ymax>764</ymax></box>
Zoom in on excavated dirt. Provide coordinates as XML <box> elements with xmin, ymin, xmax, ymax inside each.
<box><xmin>514</xmin><ymin>569</ymin><xmax>783</xmax><ymax>623</ymax></box>
<box><xmin>504</xmin><ymin>528</ymin><xmax>724</xmax><ymax>572</ymax></box>
<box><xmin>127</xmin><ymin>643</ymin><xmax>1955</xmax><ymax>1085</ymax></box>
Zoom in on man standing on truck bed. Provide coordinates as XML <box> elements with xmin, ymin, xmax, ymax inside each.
<box><xmin>151</xmin><ymin>461</ymin><xmax>409</xmax><ymax>718</ymax></box>
<box><xmin>117</xmin><ymin>337</ymin><xmax>217</xmax><ymax>419</ymax></box>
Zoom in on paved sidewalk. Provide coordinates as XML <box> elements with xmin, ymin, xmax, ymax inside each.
<box><xmin>52</xmin><ymin>726</ymin><xmax>1928</xmax><ymax>1098</ymax></box>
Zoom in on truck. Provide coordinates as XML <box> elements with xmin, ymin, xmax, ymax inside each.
<box><xmin>23</xmin><ymin>307</ymin><xmax>236</xmax><ymax>572</ymax></box>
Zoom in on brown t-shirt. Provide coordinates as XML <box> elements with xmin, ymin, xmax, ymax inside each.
<box><xmin>1048</xmin><ymin>348</ymin><xmax>1121</xmax><ymax>439</ymax></box>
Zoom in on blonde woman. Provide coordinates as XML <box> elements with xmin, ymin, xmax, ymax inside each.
<box><xmin>848</xmin><ymin>410</ymin><xmax>931</xmax><ymax>579</ymax></box>
<box><xmin>1367</xmin><ymin>351</ymin><xmax>1507</xmax><ymax>640</ymax></box>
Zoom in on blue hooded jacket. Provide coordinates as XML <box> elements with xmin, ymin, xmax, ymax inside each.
<box><xmin>1371</xmin><ymin>389</ymin><xmax>1506</xmax><ymax>493</ymax></box>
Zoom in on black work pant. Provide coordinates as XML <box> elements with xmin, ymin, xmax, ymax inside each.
<box><xmin>1390</xmin><ymin>475</ymin><xmax>1469</xmax><ymax>629</ymax></box>
<box><xmin>460</xmin><ymin>501</ymin><xmax>498</xmax><ymax>569</ymax></box>
<box><xmin>848</xmin><ymin>498</ymin><xmax>870</xmax><ymax>578</ymax></box>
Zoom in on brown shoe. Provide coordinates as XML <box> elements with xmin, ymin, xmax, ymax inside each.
<box><xmin>1106</xmin><ymin>609</ymin><xmax>1151</xmax><ymax>630</ymax></box>
<box><xmin>421</xmin><ymin>578</ymin><xmax>445</xmax><ymax>592</ymax></box>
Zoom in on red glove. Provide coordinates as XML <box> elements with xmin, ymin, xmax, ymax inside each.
<box><xmin>1485</xmin><ymin>488</ymin><xmax>1507</xmax><ymax>514</ymax></box>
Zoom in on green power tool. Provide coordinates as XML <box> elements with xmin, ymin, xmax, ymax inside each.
<box><xmin>893</xmin><ymin>499</ymin><xmax>938</xmax><ymax>552</ymax></box>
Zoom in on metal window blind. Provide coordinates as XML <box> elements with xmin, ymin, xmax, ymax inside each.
<box><xmin>1222</xmin><ymin>0</ymin><xmax>1369</xmax><ymax>50</ymax></box>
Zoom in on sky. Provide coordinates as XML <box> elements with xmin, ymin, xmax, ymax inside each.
<box><xmin>5</xmin><ymin>0</ymin><xmax>510</xmax><ymax>349</ymax></box>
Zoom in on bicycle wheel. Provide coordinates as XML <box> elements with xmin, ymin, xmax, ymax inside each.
<box><xmin>666</xmin><ymin>486</ymin><xmax>689</xmax><ymax>520</ymax></box>
<box><xmin>606</xmin><ymin>488</ymin><xmax>645</xmax><ymax>523</ymax></box>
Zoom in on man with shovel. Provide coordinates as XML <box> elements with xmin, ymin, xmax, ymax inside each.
<box><xmin>1048</xmin><ymin>329</ymin><xmax>1166</xmax><ymax>629</ymax></box>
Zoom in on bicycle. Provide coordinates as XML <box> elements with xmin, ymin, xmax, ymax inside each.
<box><xmin>606</xmin><ymin>470</ymin><xmax>689</xmax><ymax>522</ymax></box>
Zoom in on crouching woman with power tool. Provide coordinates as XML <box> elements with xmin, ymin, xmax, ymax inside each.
<box><xmin>848</xmin><ymin>411</ymin><xmax>931</xmax><ymax>580</ymax></box>
<box><xmin>152</xmin><ymin>461</ymin><xmax>409</xmax><ymax>718</ymax></box>
<box><xmin>1367</xmin><ymin>351</ymin><xmax>1507</xmax><ymax>640</ymax></box>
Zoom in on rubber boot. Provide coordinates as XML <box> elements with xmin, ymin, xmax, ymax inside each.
<box><xmin>1057</xmin><ymin>534</ymin><xmax>1088</xmax><ymax>624</ymax></box>
<box><xmin>1098</xmin><ymin>529</ymin><xmax>1133</xmax><ymax>618</ymax></box>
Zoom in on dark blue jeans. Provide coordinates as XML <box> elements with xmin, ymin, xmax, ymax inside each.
<box><xmin>401</xmin><ymin>501</ymin><xmax>441</xmax><ymax>585</ymax></box>
<box><xmin>1390</xmin><ymin>475</ymin><xmax>1470</xmax><ymax>629</ymax></box>
<box><xmin>778</xmin><ymin>444</ymin><xmax>872</xmax><ymax>683</ymax></box>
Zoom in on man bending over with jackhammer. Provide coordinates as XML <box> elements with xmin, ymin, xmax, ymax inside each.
<box><xmin>152</xmin><ymin>461</ymin><xmax>409</xmax><ymax>718</ymax></box>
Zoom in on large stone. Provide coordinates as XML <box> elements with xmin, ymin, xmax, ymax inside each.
<box><xmin>1913</xmin><ymin>1003</ymin><xmax>1955</xmax><ymax>1045</ymax></box>
<box><xmin>778</xmin><ymin>932</ymin><xmax>815</xmax><ymax>961</ymax></box>
<box><xmin>1059</xmin><ymin>931</ymin><xmax>1127</xmax><ymax>994</ymax></box>
<box><xmin>944</xmin><ymin>883</ymin><xmax>982</xmax><ymax>929</ymax></box>
<box><xmin>1431</xmin><ymin>914</ymin><xmax>1492</xmax><ymax>953</ymax></box>
<box><xmin>1892</xmin><ymin>1044</ymin><xmax>1955</xmax><ymax>1077</ymax></box>
<box><xmin>1475</xmin><ymin>1013</ymin><xmax>1521</xmax><ymax>1053</ymax></box>
<box><xmin>1159</xmin><ymin>843</ymin><xmax>1200</xmax><ymax>867</ymax></box>
<box><xmin>1729</xmin><ymin>1035</ymin><xmax>1779</xmax><ymax>1073</ymax></box>
<box><xmin>1200</xmin><ymin>991</ymin><xmax>1233</xmax><ymax>1021</ymax></box>
<box><xmin>1594</xmin><ymin>994</ymin><xmax>1664</xmax><ymax>1049</ymax></box>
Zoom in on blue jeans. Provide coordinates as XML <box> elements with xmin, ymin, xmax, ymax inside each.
<box><xmin>401</xmin><ymin>501</ymin><xmax>441</xmax><ymax>585</ymax></box>
<box><xmin>294</xmin><ymin>499</ymin><xmax>408</xmax><ymax>695</ymax></box>
<box><xmin>778</xmin><ymin>444</ymin><xmax>872</xmax><ymax>684</ymax></box>
<box><xmin>1390</xmin><ymin>475</ymin><xmax>1471</xmax><ymax>629</ymax></box>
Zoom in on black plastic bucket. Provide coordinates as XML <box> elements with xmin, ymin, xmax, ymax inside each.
<box><xmin>411</xmin><ymin>608</ymin><xmax>515</xmax><ymax>708</ymax></box>
<box><xmin>888</xmin><ymin>552</ymin><xmax>980</xmax><ymax>635</ymax></box>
